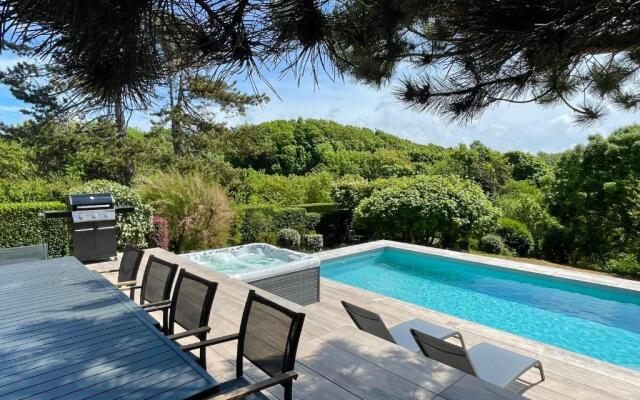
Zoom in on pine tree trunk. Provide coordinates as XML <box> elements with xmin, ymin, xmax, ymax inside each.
<box><xmin>170</xmin><ymin>74</ymin><xmax>184</xmax><ymax>156</ymax></box>
<box><xmin>114</xmin><ymin>93</ymin><xmax>134</xmax><ymax>185</ymax></box>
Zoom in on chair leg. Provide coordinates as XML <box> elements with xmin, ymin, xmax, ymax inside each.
<box><xmin>283</xmin><ymin>381</ymin><xmax>293</xmax><ymax>400</ymax></box>
<box><xmin>129</xmin><ymin>287</ymin><xmax>135</xmax><ymax>300</ymax></box>
<box><xmin>162</xmin><ymin>309</ymin><xmax>169</xmax><ymax>335</ymax></box>
<box><xmin>199</xmin><ymin>346</ymin><xmax>207</xmax><ymax>368</ymax></box>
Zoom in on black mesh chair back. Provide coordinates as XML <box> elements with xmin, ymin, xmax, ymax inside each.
<box><xmin>237</xmin><ymin>290</ymin><xmax>306</xmax><ymax>378</ymax></box>
<box><xmin>411</xmin><ymin>329</ymin><xmax>476</xmax><ymax>376</ymax></box>
<box><xmin>169</xmin><ymin>269</ymin><xmax>218</xmax><ymax>335</ymax></box>
<box><xmin>140</xmin><ymin>255</ymin><xmax>179</xmax><ymax>305</ymax></box>
<box><xmin>0</xmin><ymin>244</ymin><xmax>48</xmax><ymax>266</ymax></box>
<box><xmin>117</xmin><ymin>245</ymin><xmax>144</xmax><ymax>283</ymax></box>
<box><xmin>341</xmin><ymin>301</ymin><xmax>395</xmax><ymax>343</ymax></box>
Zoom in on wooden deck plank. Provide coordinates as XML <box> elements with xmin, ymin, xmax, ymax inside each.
<box><xmin>89</xmin><ymin>247</ymin><xmax>640</xmax><ymax>400</ymax></box>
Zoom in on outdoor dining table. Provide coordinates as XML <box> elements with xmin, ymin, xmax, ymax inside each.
<box><xmin>0</xmin><ymin>256</ymin><xmax>218</xmax><ymax>399</ymax></box>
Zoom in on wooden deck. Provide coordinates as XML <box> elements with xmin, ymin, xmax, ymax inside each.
<box><xmin>90</xmin><ymin>248</ymin><xmax>640</xmax><ymax>400</ymax></box>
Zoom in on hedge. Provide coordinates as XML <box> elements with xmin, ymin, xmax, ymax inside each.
<box><xmin>293</xmin><ymin>203</ymin><xmax>341</xmax><ymax>214</ymax></box>
<box><xmin>238</xmin><ymin>205</ymin><xmax>320</xmax><ymax>244</ymax></box>
<box><xmin>0</xmin><ymin>202</ymin><xmax>70</xmax><ymax>258</ymax></box>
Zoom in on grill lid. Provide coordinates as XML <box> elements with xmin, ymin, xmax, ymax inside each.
<box><xmin>68</xmin><ymin>193</ymin><xmax>114</xmax><ymax>207</ymax></box>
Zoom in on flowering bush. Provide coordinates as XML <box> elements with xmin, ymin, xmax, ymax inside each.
<box><xmin>70</xmin><ymin>180</ymin><xmax>153</xmax><ymax>249</ymax></box>
<box><xmin>276</xmin><ymin>228</ymin><xmax>301</xmax><ymax>249</ymax></box>
<box><xmin>148</xmin><ymin>216</ymin><xmax>170</xmax><ymax>250</ymax></box>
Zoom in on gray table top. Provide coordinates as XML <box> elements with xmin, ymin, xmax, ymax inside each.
<box><xmin>0</xmin><ymin>256</ymin><xmax>217</xmax><ymax>400</ymax></box>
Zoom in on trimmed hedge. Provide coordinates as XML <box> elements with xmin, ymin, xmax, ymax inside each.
<box><xmin>0</xmin><ymin>202</ymin><xmax>70</xmax><ymax>258</ymax></box>
<box><xmin>293</xmin><ymin>203</ymin><xmax>341</xmax><ymax>213</ymax></box>
<box><xmin>238</xmin><ymin>205</ymin><xmax>319</xmax><ymax>244</ymax></box>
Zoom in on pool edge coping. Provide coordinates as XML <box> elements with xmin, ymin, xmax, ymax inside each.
<box><xmin>317</xmin><ymin>240</ymin><xmax>640</xmax><ymax>294</ymax></box>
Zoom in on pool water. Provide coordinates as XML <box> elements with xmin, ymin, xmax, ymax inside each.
<box><xmin>321</xmin><ymin>249</ymin><xmax>640</xmax><ymax>370</ymax></box>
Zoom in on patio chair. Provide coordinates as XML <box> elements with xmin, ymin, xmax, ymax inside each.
<box><xmin>129</xmin><ymin>255</ymin><xmax>179</xmax><ymax>331</ymax></box>
<box><xmin>183</xmin><ymin>289</ymin><xmax>306</xmax><ymax>400</ymax></box>
<box><xmin>98</xmin><ymin>245</ymin><xmax>144</xmax><ymax>299</ymax></box>
<box><xmin>341</xmin><ymin>301</ymin><xmax>464</xmax><ymax>352</ymax></box>
<box><xmin>411</xmin><ymin>328</ymin><xmax>545</xmax><ymax>393</ymax></box>
<box><xmin>144</xmin><ymin>269</ymin><xmax>218</xmax><ymax>367</ymax></box>
<box><xmin>0</xmin><ymin>244</ymin><xmax>48</xmax><ymax>266</ymax></box>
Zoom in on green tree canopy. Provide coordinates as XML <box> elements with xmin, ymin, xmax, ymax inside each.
<box><xmin>549</xmin><ymin>126</ymin><xmax>640</xmax><ymax>264</ymax></box>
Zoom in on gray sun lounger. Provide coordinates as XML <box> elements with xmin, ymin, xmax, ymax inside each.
<box><xmin>341</xmin><ymin>301</ymin><xmax>464</xmax><ymax>352</ymax></box>
<box><xmin>411</xmin><ymin>328</ymin><xmax>545</xmax><ymax>393</ymax></box>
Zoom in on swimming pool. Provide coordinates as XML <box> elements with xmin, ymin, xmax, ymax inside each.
<box><xmin>321</xmin><ymin>248</ymin><xmax>640</xmax><ymax>370</ymax></box>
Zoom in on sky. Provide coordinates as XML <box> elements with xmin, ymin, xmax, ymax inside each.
<box><xmin>1</xmin><ymin>54</ymin><xmax>639</xmax><ymax>153</ymax></box>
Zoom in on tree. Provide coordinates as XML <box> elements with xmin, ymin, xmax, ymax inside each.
<box><xmin>153</xmin><ymin>74</ymin><xmax>266</xmax><ymax>155</ymax></box>
<box><xmin>504</xmin><ymin>151</ymin><xmax>552</xmax><ymax>185</ymax></box>
<box><xmin>333</xmin><ymin>0</ymin><xmax>640</xmax><ymax>123</ymax></box>
<box><xmin>447</xmin><ymin>141</ymin><xmax>512</xmax><ymax>195</ymax></box>
<box><xmin>354</xmin><ymin>175</ymin><xmax>497</xmax><ymax>247</ymax></box>
<box><xmin>0</xmin><ymin>140</ymin><xmax>35</xmax><ymax>179</ymax></box>
<box><xmin>494</xmin><ymin>180</ymin><xmax>555</xmax><ymax>252</ymax></box>
<box><xmin>0</xmin><ymin>55</ymin><xmax>137</xmax><ymax>183</ymax></box>
<box><xmin>0</xmin><ymin>1</ymin><xmax>334</xmax><ymax>108</ymax></box>
<box><xmin>548</xmin><ymin>126</ymin><xmax>640</xmax><ymax>265</ymax></box>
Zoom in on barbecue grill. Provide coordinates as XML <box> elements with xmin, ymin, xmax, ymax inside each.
<box><xmin>67</xmin><ymin>193</ymin><xmax>117</xmax><ymax>262</ymax></box>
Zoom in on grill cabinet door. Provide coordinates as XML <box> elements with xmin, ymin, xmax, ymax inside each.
<box><xmin>72</xmin><ymin>222</ymin><xmax>96</xmax><ymax>262</ymax></box>
<box><xmin>95</xmin><ymin>221</ymin><xmax>117</xmax><ymax>260</ymax></box>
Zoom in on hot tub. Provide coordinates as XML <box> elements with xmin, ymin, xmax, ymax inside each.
<box><xmin>183</xmin><ymin>243</ymin><xmax>320</xmax><ymax>305</ymax></box>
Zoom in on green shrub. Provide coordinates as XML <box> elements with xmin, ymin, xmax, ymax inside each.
<box><xmin>239</xmin><ymin>205</ymin><xmax>275</xmax><ymax>243</ymax></box>
<box><xmin>0</xmin><ymin>202</ymin><xmax>70</xmax><ymax>257</ymax></box>
<box><xmin>354</xmin><ymin>175</ymin><xmax>497</xmax><ymax>247</ymax></box>
<box><xmin>71</xmin><ymin>180</ymin><xmax>152</xmax><ymax>249</ymax></box>
<box><xmin>238</xmin><ymin>205</ymin><xmax>316</xmax><ymax>244</ymax></box>
<box><xmin>302</xmin><ymin>233</ymin><xmax>323</xmax><ymax>252</ymax></box>
<box><xmin>331</xmin><ymin>177</ymin><xmax>379</xmax><ymax>210</ymax></box>
<box><xmin>603</xmin><ymin>254</ymin><xmax>640</xmax><ymax>278</ymax></box>
<box><xmin>478</xmin><ymin>234</ymin><xmax>507</xmax><ymax>255</ymax></box>
<box><xmin>276</xmin><ymin>228</ymin><xmax>301</xmax><ymax>249</ymax></box>
<box><xmin>0</xmin><ymin>175</ymin><xmax>81</xmax><ymax>203</ymax></box>
<box><xmin>241</xmin><ymin>171</ymin><xmax>333</xmax><ymax>205</ymax></box>
<box><xmin>139</xmin><ymin>172</ymin><xmax>234</xmax><ymax>252</ymax></box>
<box><xmin>255</xmin><ymin>231</ymin><xmax>277</xmax><ymax>245</ymax></box>
<box><xmin>496</xmin><ymin>217</ymin><xmax>533</xmax><ymax>257</ymax></box>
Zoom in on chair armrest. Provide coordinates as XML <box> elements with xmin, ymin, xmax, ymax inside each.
<box><xmin>181</xmin><ymin>333</ymin><xmax>239</xmax><ymax>352</ymax></box>
<box><xmin>141</xmin><ymin>300</ymin><xmax>172</xmax><ymax>312</ymax></box>
<box><xmin>167</xmin><ymin>326</ymin><xmax>211</xmax><ymax>341</ymax></box>
<box><xmin>211</xmin><ymin>371</ymin><xmax>298</xmax><ymax>400</ymax></box>
<box><xmin>99</xmin><ymin>269</ymin><xmax>120</xmax><ymax>274</ymax></box>
<box><xmin>115</xmin><ymin>280</ymin><xmax>137</xmax><ymax>288</ymax></box>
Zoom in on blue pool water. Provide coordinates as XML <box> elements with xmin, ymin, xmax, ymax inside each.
<box><xmin>321</xmin><ymin>249</ymin><xmax>640</xmax><ymax>370</ymax></box>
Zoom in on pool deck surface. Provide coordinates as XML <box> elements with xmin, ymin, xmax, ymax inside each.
<box><xmin>90</xmin><ymin>242</ymin><xmax>640</xmax><ymax>400</ymax></box>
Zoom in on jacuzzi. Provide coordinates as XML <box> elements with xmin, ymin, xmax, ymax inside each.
<box><xmin>182</xmin><ymin>243</ymin><xmax>321</xmax><ymax>305</ymax></box>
